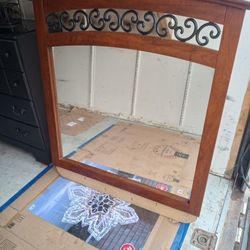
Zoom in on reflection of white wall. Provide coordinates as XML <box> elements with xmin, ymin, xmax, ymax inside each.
<box><xmin>181</xmin><ymin>63</ymin><xmax>214</xmax><ymax>135</ymax></box>
<box><xmin>54</xmin><ymin>46</ymin><xmax>213</xmax><ymax>136</ymax></box>
<box><xmin>93</xmin><ymin>47</ymin><xmax>137</xmax><ymax>115</ymax></box>
<box><xmin>134</xmin><ymin>52</ymin><xmax>190</xmax><ymax>128</ymax></box>
<box><xmin>23</xmin><ymin>2</ymin><xmax>250</xmax><ymax>177</ymax></box>
<box><xmin>54</xmin><ymin>46</ymin><xmax>91</xmax><ymax>107</ymax></box>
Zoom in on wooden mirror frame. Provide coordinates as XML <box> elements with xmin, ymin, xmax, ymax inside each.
<box><xmin>33</xmin><ymin>0</ymin><xmax>250</xmax><ymax>217</ymax></box>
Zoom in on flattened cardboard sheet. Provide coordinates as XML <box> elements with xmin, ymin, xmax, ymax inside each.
<box><xmin>59</xmin><ymin>107</ymin><xmax>104</xmax><ymax>136</ymax></box>
<box><xmin>0</xmin><ymin>168</ymin><xmax>189</xmax><ymax>249</ymax></box>
<box><xmin>70</xmin><ymin>122</ymin><xmax>200</xmax><ymax>199</ymax></box>
<box><xmin>0</xmin><ymin>228</ymin><xmax>35</xmax><ymax>250</ymax></box>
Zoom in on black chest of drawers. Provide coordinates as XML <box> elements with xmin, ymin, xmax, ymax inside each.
<box><xmin>0</xmin><ymin>26</ymin><xmax>51</xmax><ymax>164</ymax></box>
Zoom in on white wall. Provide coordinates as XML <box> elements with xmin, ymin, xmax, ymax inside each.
<box><xmin>23</xmin><ymin>2</ymin><xmax>250</xmax><ymax>177</ymax></box>
<box><xmin>211</xmin><ymin>11</ymin><xmax>250</xmax><ymax>175</ymax></box>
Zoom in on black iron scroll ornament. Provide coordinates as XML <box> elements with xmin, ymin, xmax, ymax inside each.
<box><xmin>46</xmin><ymin>9</ymin><xmax>221</xmax><ymax>47</ymax></box>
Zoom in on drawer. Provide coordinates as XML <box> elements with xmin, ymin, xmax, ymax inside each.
<box><xmin>0</xmin><ymin>116</ymin><xmax>45</xmax><ymax>150</ymax></box>
<box><xmin>0</xmin><ymin>40</ymin><xmax>23</xmax><ymax>71</ymax></box>
<box><xmin>0</xmin><ymin>94</ymin><xmax>37</xmax><ymax>126</ymax></box>
<box><xmin>5</xmin><ymin>70</ymin><xmax>30</xmax><ymax>99</ymax></box>
<box><xmin>0</xmin><ymin>69</ymin><xmax>10</xmax><ymax>95</ymax></box>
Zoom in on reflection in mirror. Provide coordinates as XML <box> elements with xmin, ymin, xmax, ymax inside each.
<box><xmin>53</xmin><ymin>46</ymin><xmax>214</xmax><ymax>199</ymax></box>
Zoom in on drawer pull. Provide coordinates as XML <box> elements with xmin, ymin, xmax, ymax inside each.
<box><xmin>11</xmin><ymin>105</ymin><xmax>27</xmax><ymax>116</ymax></box>
<box><xmin>12</xmin><ymin>81</ymin><xmax>19</xmax><ymax>88</ymax></box>
<box><xmin>15</xmin><ymin>128</ymin><xmax>30</xmax><ymax>137</ymax></box>
<box><xmin>4</xmin><ymin>51</ymin><xmax>10</xmax><ymax>58</ymax></box>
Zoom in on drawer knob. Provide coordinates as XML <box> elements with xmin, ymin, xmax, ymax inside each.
<box><xmin>15</xmin><ymin>128</ymin><xmax>30</xmax><ymax>137</ymax></box>
<box><xmin>4</xmin><ymin>52</ymin><xmax>10</xmax><ymax>58</ymax></box>
<box><xmin>22</xmin><ymin>131</ymin><xmax>30</xmax><ymax>137</ymax></box>
<box><xmin>12</xmin><ymin>81</ymin><xmax>19</xmax><ymax>88</ymax></box>
<box><xmin>15</xmin><ymin>128</ymin><xmax>21</xmax><ymax>133</ymax></box>
<box><xmin>20</xmin><ymin>109</ymin><xmax>26</xmax><ymax>115</ymax></box>
<box><xmin>11</xmin><ymin>105</ymin><xmax>27</xmax><ymax>116</ymax></box>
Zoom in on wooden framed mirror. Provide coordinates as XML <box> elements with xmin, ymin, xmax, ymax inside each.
<box><xmin>33</xmin><ymin>0</ymin><xmax>250</xmax><ymax>218</ymax></box>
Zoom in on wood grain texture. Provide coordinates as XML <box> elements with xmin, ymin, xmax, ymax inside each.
<box><xmin>203</xmin><ymin>0</ymin><xmax>250</xmax><ymax>9</ymax></box>
<box><xmin>60</xmin><ymin>158</ymin><xmax>190</xmax><ymax>211</ymax></box>
<box><xmin>189</xmin><ymin>7</ymin><xmax>245</xmax><ymax>215</ymax></box>
<box><xmin>33</xmin><ymin>1</ymin><xmax>63</xmax><ymax>163</ymax></box>
<box><xmin>43</xmin><ymin>0</ymin><xmax>226</xmax><ymax>24</ymax></box>
<box><xmin>47</xmin><ymin>32</ymin><xmax>218</xmax><ymax>68</ymax></box>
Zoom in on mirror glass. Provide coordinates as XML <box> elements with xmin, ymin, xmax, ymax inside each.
<box><xmin>53</xmin><ymin>45</ymin><xmax>215</xmax><ymax>199</ymax></box>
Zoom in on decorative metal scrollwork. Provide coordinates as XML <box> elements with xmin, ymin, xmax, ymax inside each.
<box><xmin>46</xmin><ymin>8</ymin><xmax>221</xmax><ymax>47</ymax></box>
